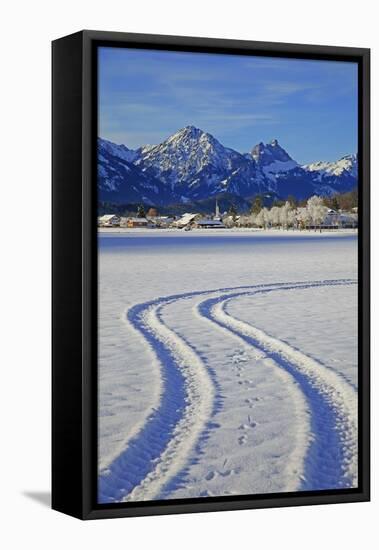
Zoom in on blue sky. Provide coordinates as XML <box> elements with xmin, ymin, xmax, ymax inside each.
<box><xmin>98</xmin><ymin>47</ymin><xmax>358</xmax><ymax>164</ymax></box>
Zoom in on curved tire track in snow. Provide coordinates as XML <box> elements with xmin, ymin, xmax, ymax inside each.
<box><xmin>198</xmin><ymin>280</ymin><xmax>358</xmax><ymax>490</ymax></box>
<box><xmin>99</xmin><ymin>298</ymin><xmax>215</xmax><ymax>503</ymax></box>
<box><xmin>99</xmin><ymin>279</ymin><xmax>357</xmax><ymax>502</ymax></box>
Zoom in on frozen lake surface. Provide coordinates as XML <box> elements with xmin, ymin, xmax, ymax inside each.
<box><xmin>98</xmin><ymin>230</ymin><xmax>358</xmax><ymax>503</ymax></box>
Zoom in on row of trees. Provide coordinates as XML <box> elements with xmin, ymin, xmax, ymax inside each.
<box><xmin>249</xmin><ymin>188</ymin><xmax>357</xmax><ymax>213</ymax></box>
<box><xmin>322</xmin><ymin>188</ymin><xmax>358</xmax><ymax>212</ymax></box>
<box><xmin>225</xmin><ymin>196</ymin><xmax>329</xmax><ymax>230</ymax></box>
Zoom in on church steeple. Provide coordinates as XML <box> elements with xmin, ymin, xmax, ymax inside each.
<box><xmin>215</xmin><ymin>199</ymin><xmax>220</xmax><ymax>220</ymax></box>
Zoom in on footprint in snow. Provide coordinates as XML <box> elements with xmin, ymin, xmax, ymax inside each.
<box><xmin>238</xmin><ymin>416</ymin><xmax>257</xmax><ymax>430</ymax></box>
<box><xmin>238</xmin><ymin>422</ymin><xmax>257</xmax><ymax>430</ymax></box>
<box><xmin>244</xmin><ymin>397</ymin><xmax>261</xmax><ymax>408</ymax></box>
<box><xmin>231</xmin><ymin>350</ymin><xmax>249</xmax><ymax>364</ymax></box>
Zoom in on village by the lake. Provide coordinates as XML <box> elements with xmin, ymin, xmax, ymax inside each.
<box><xmin>98</xmin><ymin>196</ymin><xmax>358</xmax><ymax>231</ymax></box>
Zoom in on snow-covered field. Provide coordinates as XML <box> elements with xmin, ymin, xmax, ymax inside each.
<box><xmin>98</xmin><ymin>229</ymin><xmax>358</xmax><ymax>503</ymax></box>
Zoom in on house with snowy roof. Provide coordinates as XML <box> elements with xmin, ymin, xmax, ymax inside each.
<box><xmin>173</xmin><ymin>213</ymin><xmax>201</xmax><ymax>228</ymax></box>
<box><xmin>126</xmin><ymin>217</ymin><xmax>149</xmax><ymax>228</ymax></box>
<box><xmin>148</xmin><ymin>216</ymin><xmax>175</xmax><ymax>228</ymax></box>
<box><xmin>98</xmin><ymin>214</ymin><xmax>121</xmax><ymax>227</ymax></box>
<box><xmin>193</xmin><ymin>218</ymin><xmax>226</xmax><ymax>229</ymax></box>
<box><xmin>323</xmin><ymin>209</ymin><xmax>358</xmax><ymax>228</ymax></box>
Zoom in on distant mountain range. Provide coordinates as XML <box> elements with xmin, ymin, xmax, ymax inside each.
<box><xmin>98</xmin><ymin>125</ymin><xmax>358</xmax><ymax>210</ymax></box>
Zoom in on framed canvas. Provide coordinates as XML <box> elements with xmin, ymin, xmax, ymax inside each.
<box><xmin>52</xmin><ymin>30</ymin><xmax>370</xmax><ymax>520</ymax></box>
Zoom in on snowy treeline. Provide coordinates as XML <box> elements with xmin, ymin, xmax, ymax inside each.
<box><xmin>225</xmin><ymin>196</ymin><xmax>335</xmax><ymax>230</ymax></box>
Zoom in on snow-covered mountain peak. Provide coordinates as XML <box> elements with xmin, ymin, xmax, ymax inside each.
<box><xmin>164</xmin><ymin>125</ymin><xmax>223</xmax><ymax>151</ymax></box>
<box><xmin>303</xmin><ymin>153</ymin><xmax>357</xmax><ymax>178</ymax></box>
<box><xmin>136</xmin><ymin>126</ymin><xmax>243</xmax><ymax>186</ymax></box>
<box><xmin>182</xmin><ymin>124</ymin><xmax>201</xmax><ymax>133</ymax></box>
<box><xmin>98</xmin><ymin>137</ymin><xmax>139</xmax><ymax>163</ymax></box>
<box><xmin>251</xmin><ymin>139</ymin><xmax>294</xmax><ymax>166</ymax></box>
<box><xmin>98</xmin><ymin>130</ymin><xmax>358</xmax><ymax>207</ymax></box>
<box><xmin>250</xmin><ymin>139</ymin><xmax>298</xmax><ymax>182</ymax></box>
<box><xmin>166</xmin><ymin>125</ymin><xmax>200</xmax><ymax>143</ymax></box>
<box><xmin>130</xmin><ymin>126</ymin><xmax>266</xmax><ymax>200</ymax></box>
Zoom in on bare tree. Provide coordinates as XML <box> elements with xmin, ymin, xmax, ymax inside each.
<box><xmin>307</xmin><ymin>195</ymin><xmax>328</xmax><ymax>231</ymax></box>
<box><xmin>297</xmin><ymin>207</ymin><xmax>312</xmax><ymax>230</ymax></box>
<box><xmin>270</xmin><ymin>206</ymin><xmax>281</xmax><ymax>228</ymax></box>
<box><xmin>262</xmin><ymin>207</ymin><xmax>271</xmax><ymax>229</ymax></box>
<box><xmin>280</xmin><ymin>201</ymin><xmax>292</xmax><ymax>229</ymax></box>
<box><xmin>287</xmin><ymin>207</ymin><xmax>297</xmax><ymax>229</ymax></box>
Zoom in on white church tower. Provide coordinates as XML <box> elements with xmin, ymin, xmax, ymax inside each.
<box><xmin>214</xmin><ymin>199</ymin><xmax>220</xmax><ymax>220</ymax></box>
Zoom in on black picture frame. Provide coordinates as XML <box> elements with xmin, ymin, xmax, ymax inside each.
<box><xmin>52</xmin><ymin>30</ymin><xmax>370</xmax><ymax>520</ymax></box>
